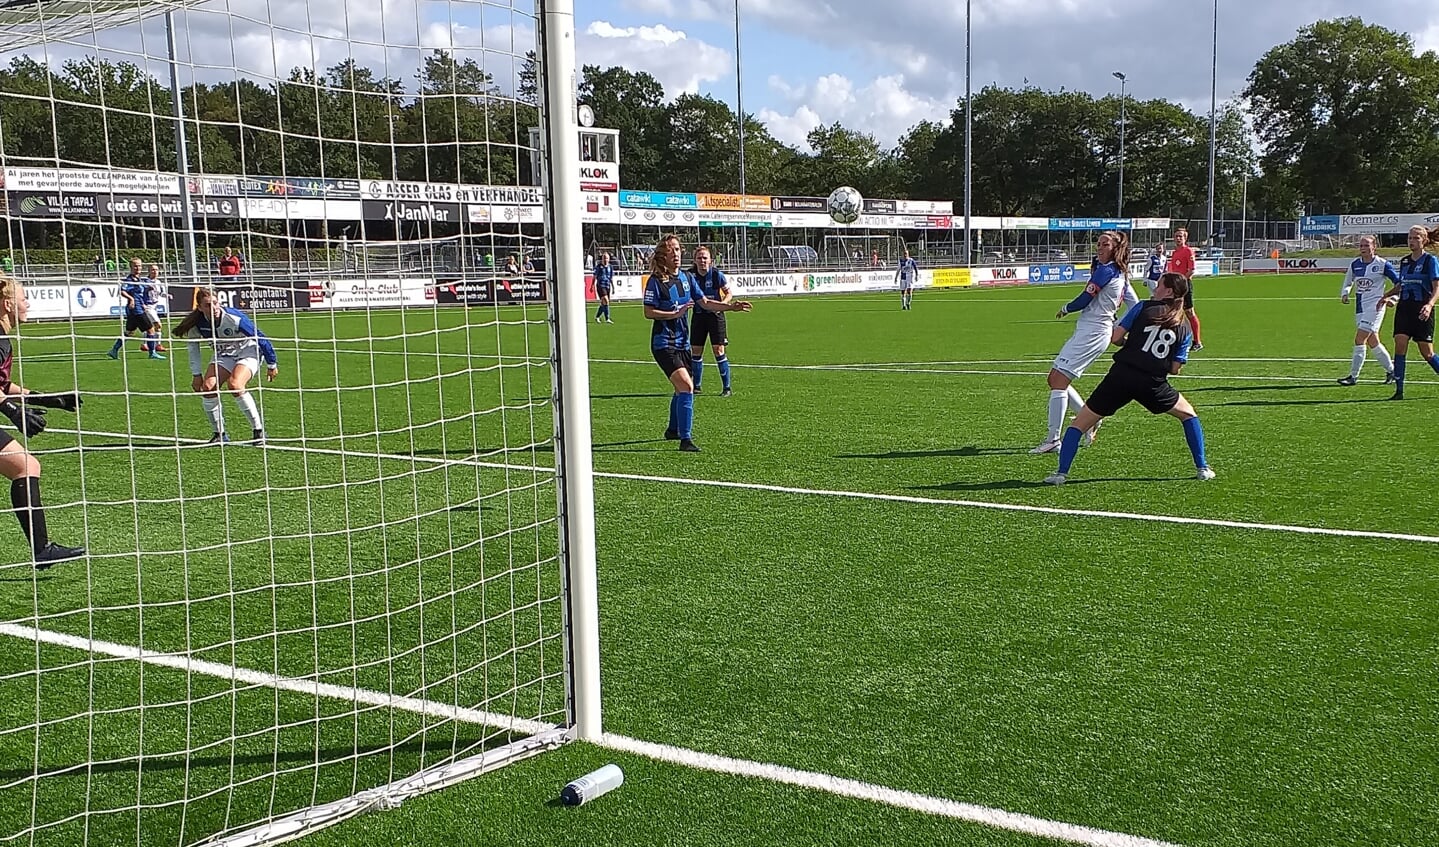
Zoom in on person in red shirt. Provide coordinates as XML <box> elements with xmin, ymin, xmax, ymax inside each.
<box><xmin>217</xmin><ymin>246</ymin><xmax>243</xmax><ymax>277</ymax></box>
<box><xmin>1165</xmin><ymin>227</ymin><xmax>1202</xmax><ymax>350</ymax></box>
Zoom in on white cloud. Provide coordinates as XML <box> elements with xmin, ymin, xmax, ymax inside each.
<box><xmin>1418</xmin><ymin>21</ymin><xmax>1439</xmax><ymax>54</ymax></box>
<box><xmin>578</xmin><ymin>20</ymin><xmax>730</xmax><ymax>96</ymax></box>
<box><xmin>759</xmin><ymin>72</ymin><xmax>954</xmax><ymax>149</ymax></box>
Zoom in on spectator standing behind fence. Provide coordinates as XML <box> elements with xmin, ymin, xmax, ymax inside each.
<box><xmin>218</xmin><ymin>246</ymin><xmax>243</xmax><ymax>277</ymax></box>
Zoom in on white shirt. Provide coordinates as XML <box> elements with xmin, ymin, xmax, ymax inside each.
<box><xmin>1341</xmin><ymin>257</ymin><xmax>1399</xmax><ymax>313</ymax></box>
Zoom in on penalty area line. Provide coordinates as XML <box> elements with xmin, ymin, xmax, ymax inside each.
<box><xmin>0</xmin><ymin>621</ymin><xmax>1181</xmax><ymax>847</ymax></box>
<box><xmin>597</xmin><ymin>471</ymin><xmax>1439</xmax><ymax>545</ymax></box>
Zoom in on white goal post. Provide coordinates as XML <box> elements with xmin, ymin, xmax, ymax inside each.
<box><xmin>0</xmin><ymin>0</ymin><xmax>599</xmax><ymax>844</ymax></box>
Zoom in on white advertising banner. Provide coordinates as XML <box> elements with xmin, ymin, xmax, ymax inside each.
<box><xmin>4</xmin><ymin>167</ymin><xmax>181</xmax><ymax>195</ymax></box>
<box><xmin>1338</xmin><ymin>213</ymin><xmax>1439</xmax><ymax>234</ymax></box>
<box><xmin>24</xmin><ymin>282</ymin><xmax>129</xmax><ymax>320</ymax></box>
<box><xmin>969</xmin><ymin>265</ymin><xmax>1030</xmax><ymax>285</ymax></box>
<box><xmin>1242</xmin><ymin>257</ymin><xmax>1352</xmax><ymax>274</ymax></box>
<box><xmin>307</xmin><ymin>277</ymin><xmax>435</xmax><ymax>309</ymax></box>
<box><xmin>243</xmin><ymin>197</ymin><xmax>363</xmax><ymax>220</ymax></box>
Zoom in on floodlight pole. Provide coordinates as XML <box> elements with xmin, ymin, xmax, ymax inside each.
<box><xmin>1113</xmin><ymin>71</ymin><xmax>1126</xmax><ymax>218</ymax></box>
<box><xmin>164</xmin><ymin>11</ymin><xmax>200</xmax><ymax>284</ymax></box>
<box><xmin>734</xmin><ymin>0</ymin><xmax>748</xmax><ymax>267</ymax></box>
<box><xmin>1205</xmin><ymin>0</ymin><xmax>1218</xmax><ymax>249</ymax></box>
<box><xmin>963</xmin><ymin>0</ymin><xmax>972</xmax><ymax>267</ymax></box>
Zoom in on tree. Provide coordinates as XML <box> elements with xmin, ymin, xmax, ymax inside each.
<box><xmin>1246</xmin><ymin>17</ymin><xmax>1439</xmax><ymax>212</ymax></box>
<box><xmin>517</xmin><ymin>51</ymin><xmax>538</xmax><ymax>105</ymax></box>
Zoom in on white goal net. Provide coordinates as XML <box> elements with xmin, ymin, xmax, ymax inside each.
<box><xmin>0</xmin><ymin>0</ymin><xmax>597</xmax><ymax>844</ymax></box>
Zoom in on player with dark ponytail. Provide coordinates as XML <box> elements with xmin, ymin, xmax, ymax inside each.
<box><xmin>1045</xmin><ymin>272</ymin><xmax>1215</xmax><ymax>485</ymax></box>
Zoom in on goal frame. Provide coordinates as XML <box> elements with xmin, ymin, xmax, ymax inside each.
<box><xmin>0</xmin><ymin>0</ymin><xmax>602</xmax><ymax>842</ymax></box>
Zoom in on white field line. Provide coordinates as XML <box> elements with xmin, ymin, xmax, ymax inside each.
<box><xmin>43</xmin><ymin>426</ymin><xmax>1439</xmax><ymax>546</ymax></box>
<box><xmin>588</xmin><ymin>357</ymin><xmax>1436</xmax><ymax>385</ymax></box>
<box><xmin>0</xmin><ymin>621</ymin><xmax>1180</xmax><ymax>847</ymax></box>
<box><xmin>602</xmin><ymin>472</ymin><xmax>1439</xmax><ymax>545</ymax></box>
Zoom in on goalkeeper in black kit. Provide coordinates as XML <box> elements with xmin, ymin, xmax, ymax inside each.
<box><xmin>0</xmin><ymin>277</ymin><xmax>85</xmax><ymax>567</ymax></box>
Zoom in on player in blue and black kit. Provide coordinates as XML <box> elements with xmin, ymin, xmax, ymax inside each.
<box><xmin>593</xmin><ymin>252</ymin><xmax>614</xmax><ymax>323</ymax></box>
<box><xmin>108</xmin><ymin>257</ymin><xmax>163</xmax><ymax>360</ymax></box>
<box><xmin>1377</xmin><ymin>225</ymin><xmax>1439</xmax><ymax>400</ymax></box>
<box><xmin>1045</xmin><ymin>272</ymin><xmax>1214</xmax><ymax>485</ymax></box>
<box><xmin>688</xmin><ymin>246</ymin><xmax>735</xmax><ymax>395</ymax></box>
<box><xmin>1143</xmin><ymin>243</ymin><xmax>1165</xmax><ymax>293</ymax></box>
<box><xmin>643</xmin><ymin>235</ymin><xmax>751</xmax><ymax>452</ymax></box>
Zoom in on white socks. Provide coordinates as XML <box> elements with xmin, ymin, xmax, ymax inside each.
<box><xmin>1352</xmin><ymin>343</ymin><xmax>1396</xmax><ymax>377</ymax></box>
<box><xmin>234</xmin><ymin>392</ymin><xmax>263</xmax><ymax>430</ymax></box>
<box><xmin>1373</xmin><ymin>342</ymin><xmax>1394</xmax><ymax>372</ymax></box>
<box><xmin>201</xmin><ymin>395</ymin><xmax>224</xmax><ymax>432</ymax></box>
<box><xmin>1350</xmin><ymin>345</ymin><xmax>1367</xmax><ymax>379</ymax></box>
<box><xmin>1047</xmin><ymin>390</ymin><xmax>1068</xmax><ymax>441</ymax></box>
<box><xmin>1066</xmin><ymin>385</ymin><xmax>1083</xmax><ymax>411</ymax></box>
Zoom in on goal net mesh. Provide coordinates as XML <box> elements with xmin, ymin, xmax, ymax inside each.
<box><xmin>0</xmin><ymin>1</ymin><xmax>575</xmax><ymax>844</ymax></box>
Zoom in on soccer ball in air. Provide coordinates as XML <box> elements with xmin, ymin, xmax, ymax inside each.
<box><xmin>826</xmin><ymin>186</ymin><xmax>863</xmax><ymax>224</ymax></box>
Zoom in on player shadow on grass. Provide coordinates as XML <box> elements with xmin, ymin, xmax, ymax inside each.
<box><xmin>1217</xmin><ymin>397</ymin><xmax>1390</xmax><ymax>407</ymax></box>
<box><xmin>591</xmin><ymin>438</ymin><xmax>672</xmax><ymax>453</ymax></box>
<box><xmin>916</xmin><ymin>475</ymin><xmax>1189</xmax><ymax>491</ymax></box>
<box><xmin>411</xmin><ymin>444</ymin><xmax>554</xmax><ymax>458</ymax></box>
<box><xmin>1183</xmin><ymin>382</ymin><xmax>1344</xmax><ymax>393</ymax></box>
<box><xmin>837</xmin><ymin>445</ymin><xmax>1031</xmax><ymax>460</ymax></box>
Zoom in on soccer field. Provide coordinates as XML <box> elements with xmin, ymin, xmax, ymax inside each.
<box><xmin>2</xmin><ymin>272</ymin><xmax>1437</xmax><ymax>847</ymax></box>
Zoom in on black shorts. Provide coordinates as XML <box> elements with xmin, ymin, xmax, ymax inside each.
<box><xmin>1393</xmin><ymin>300</ymin><xmax>1436</xmax><ymax>343</ymax></box>
<box><xmin>653</xmin><ymin>347</ymin><xmax>693</xmax><ymax>377</ymax></box>
<box><xmin>595</xmin><ymin>285</ymin><xmax>611</xmax><ymax>298</ymax></box>
<box><xmin>125</xmin><ymin>313</ymin><xmax>156</xmax><ymax>334</ymax></box>
<box><xmin>1086</xmin><ymin>362</ymin><xmax>1182</xmax><ymax>417</ymax></box>
<box><xmin>690</xmin><ymin>311</ymin><xmax>728</xmax><ymax>348</ymax></box>
<box><xmin>0</xmin><ymin>427</ymin><xmax>12</xmax><ymax>451</ymax></box>
<box><xmin>1183</xmin><ymin>287</ymin><xmax>1195</xmax><ymax>310</ymax></box>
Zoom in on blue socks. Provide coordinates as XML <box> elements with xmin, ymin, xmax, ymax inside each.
<box><xmin>691</xmin><ymin>359</ymin><xmax>704</xmax><ymax>391</ymax></box>
<box><xmin>1429</xmin><ymin>355</ymin><xmax>1439</xmax><ymax>374</ymax></box>
<box><xmin>675</xmin><ymin>392</ymin><xmax>694</xmax><ymax>439</ymax></box>
<box><xmin>1395</xmin><ymin>355</ymin><xmax>1407</xmax><ymax>392</ymax></box>
<box><xmin>716</xmin><ymin>355</ymin><xmax>731</xmax><ymax>391</ymax></box>
<box><xmin>1183</xmin><ymin>417</ymin><xmax>1208</xmax><ymax>469</ymax></box>
<box><xmin>1056</xmin><ymin>427</ymin><xmax>1082</xmax><ymax>474</ymax></box>
<box><xmin>667</xmin><ymin>394</ymin><xmax>679</xmax><ymax>433</ymax></box>
<box><xmin>109</xmin><ymin>338</ymin><xmax>123</xmax><ymax>355</ymax></box>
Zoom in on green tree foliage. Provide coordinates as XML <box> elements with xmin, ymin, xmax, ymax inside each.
<box><xmin>2</xmin><ymin>17</ymin><xmax>1432</xmax><ymax>222</ymax></box>
<box><xmin>1246</xmin><ymin>17</ymin><xmax>1439</xmax><ymax>213</ymax></box>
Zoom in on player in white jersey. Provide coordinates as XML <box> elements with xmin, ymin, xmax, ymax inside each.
<box><xmin>1337</xmin><ymin>235</ymin><xmax>1399</xmax><ymax>386</ymax></box>
<box><xmin>895</xmin><ymin>250</ymin><xmax>918</xmax><ymax>310</ymax></box>
<box><xmin>171</xmin><ymin>288</ymin><xmax>279</xmax><ymax>445</ymax></box>
<box><xmin>1032</xmin><ymin>231</ymin><xmax>1141</xmax><ymax>453</ymax></box>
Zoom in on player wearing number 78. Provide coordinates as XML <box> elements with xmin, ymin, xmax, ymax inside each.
<box><xmin>1045</xmin><ymin>272</ymin><xmax>1214</xmax><ymax>485</ymax></box>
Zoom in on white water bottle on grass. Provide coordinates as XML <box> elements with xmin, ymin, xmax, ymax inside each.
<box><xmin>561</xmin><ymin>764</ymin><xmax>624</xmax><ymax>806</ymax></box>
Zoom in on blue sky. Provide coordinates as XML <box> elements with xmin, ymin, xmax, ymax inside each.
<box><xmin>7</xmin><ymin>0</ymin><xmax>1439</xmax><ymax>154</ymax></box>
<box><xmin>574</xmin><ymin>0</ymin><xmax>1439</xmax><ymax>149</ymax></box>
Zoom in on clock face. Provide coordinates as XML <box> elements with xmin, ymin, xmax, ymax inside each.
<box><xmin>577</xmin><ymin>104</ymin><xmax>595</xmax><ymax>127</ymax></box>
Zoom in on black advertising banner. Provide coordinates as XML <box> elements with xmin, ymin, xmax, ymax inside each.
<box><xmin>10</xmin><ymin>191</ymin><xmax>99</xmax><ymax>217</ymax></box>
<box><xmin>433</xmin><ymin>277</ymin><xmax>549</xmax><ymax>305</ymax></box>
<box><xmin>168</xmin><ymin>281</ymin><xmax>304</xmax><ymax>314</ymax></box>
<box><xmin>361</xmin><ymin>198</ymin><xmax>462</xmax><ymax>224</ymax></box>
<box><xmin>491</xmin><ymin>277</ymin><xmax>548</xmax><ymax>303</ymax></box>
<box><xmin>98</xmin><ymin>194</ymin><xmax>184</xmax><ymax>218</ymax></box>
<box><xmin>238</xmin><ymin>177</ymin><xmax>362</xmax><ymax>198</ymax></box>
<box><xmin>769</xmin><ymin>196</ymin><xmax>826</xmax><ymax>212</ymax></box>
<box><xmin>192</xmin><ymin>196</ymin><xmax>240</xmax><ymax>218</ymax></box>
<box><xmin>862</xmin><ymin>198</ymin><xmax>897</xmax><ymax>214</ymax></box>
